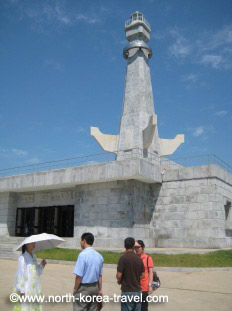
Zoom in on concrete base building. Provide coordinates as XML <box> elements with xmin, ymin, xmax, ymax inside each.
<box><xmin>0</xmin><ymin>13</ymin><xmax>232</xmax><ymax>252</ymax></box>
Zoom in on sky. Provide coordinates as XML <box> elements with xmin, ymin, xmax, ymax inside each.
<box><xmin>0</xmin><ymin>0</ymin><xmax>232</xmax><ymax>171</ymax></box>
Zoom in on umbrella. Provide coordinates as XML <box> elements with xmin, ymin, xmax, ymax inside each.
<box><xmin>15</xmin><ymin>233</ymin><xmax>65</xmax><ymax>252</ymax></box>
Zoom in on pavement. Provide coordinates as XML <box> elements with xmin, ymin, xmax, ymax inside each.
<box><xmin>1</xmin><ymin>259</ymin><xmax>232</xmax><ymax>311</ymax></box>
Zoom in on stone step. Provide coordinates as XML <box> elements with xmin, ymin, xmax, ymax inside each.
<box><xmin>0</xmin><ymin>255</ymin><xmax>13</xmax><ymax>259</ymax></box>
<box><xmin>0</xmin><ymin>248</ymin><xmax>13</xmax><ymax>252</ymax></box>
<box><xmin>0</xmin><ymin>236</ymin><xmax>24</xmax><ymax>241</ymax></box>
<box><xmin>0</xmin><ymin>236</ymin><xmax>24</xmax><ymax>260</ymax></box>
<box><xmin>0</xmin><ymin>240</ymin><xmax>22</xmax><ymax>245</ymax></box>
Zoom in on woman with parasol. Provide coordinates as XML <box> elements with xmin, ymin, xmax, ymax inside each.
<box><xmin>13</xmin><ymin>233</ymin><xmax>65</xmax><ymax>311</ymax></box>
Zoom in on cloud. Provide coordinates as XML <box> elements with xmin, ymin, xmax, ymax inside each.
<box><xmin>198</xmin><ymin>25</ymin><xmax>232</xmax><ymax>69</ymax></box>
<box><xmin>214</xmin><ymin>110</ymin><xmax>228</xmax><ymax>117</ymax></box>
<box><xmin>181</xmin><ymin>74</ymin><xmax>199</xmax><ymax>83</ymax></box>
<box><xmin>75</xmin><ymin>127</ymin><xmax>86</xmax><ymax>134</ymax></box>
<box><xmin>24</xmin><ymin>2</ymin><xmax>71</xmax><ymax>26</ymax></box>
<box><xmin>11</xmin><ymin>149</ymin><xmax>28</xmax><ymax>156</ymax></box>
<box><xmin>166</xmin><ymin>25</ymin><xmax>232</xmax><ymax>69</ymax></box>
<box><xmin>192</xmin><ymin>126</ymin><xmax>205</xmax><ymax>137</ymax></box>
<box><xmin>0</xmin><ymin>148</ymin><xmax>28</xmax><ymax>157</ymax></box>
<box><xmin>6</xmin><ymin>0</ymin><xmax>108</xmax><ymax>33</ymax></box>
<box><xmin>188</xmin><ymin>125</ymin><xmax>215</xmax><ymax>138</ymax></box>
<box><xmin>201</xmin><ymin>25</ymin><xmax>232</xmax><ymax>52</ymax></box>
<box><xmin>168</xmin><ymin>29</ymin><xmax>191</xmax><ymax>58</ymax></box>
<box><xmin>26</xmin><ymin>157</ymin><xmax>40</xmax><ymax>165</ymax></box>
<box><xmin>75</xmin><ymin>13</ymin><xmax>100</xmax><ymax>25</ymax></box>
<box><xmin>200</xmin><ymin>54</ymin><xmax>223</xmax><ymax>69</ymax></box>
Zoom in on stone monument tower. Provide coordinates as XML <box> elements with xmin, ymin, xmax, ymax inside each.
<box><xmin>91</xmin><ymin>12</ymin><xmax>184</xmax><ymax>162</ymax></box>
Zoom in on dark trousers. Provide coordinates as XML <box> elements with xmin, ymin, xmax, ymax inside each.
<box><xmin>141</xmin><ymin>292</ymin><xmax>148</xmax><ymax>311</ymax></box>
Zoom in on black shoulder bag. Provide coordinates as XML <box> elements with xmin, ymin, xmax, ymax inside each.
<box><xmin>147</xmin><ymin>256</ymin><xmax>161</xmax><ymax>289</ymax></box>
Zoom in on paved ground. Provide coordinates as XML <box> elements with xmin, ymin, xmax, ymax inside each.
<box><xmin>1</xmin><ymin>259</ymin><xmax>232</xmax><ymax>311</ymax></box>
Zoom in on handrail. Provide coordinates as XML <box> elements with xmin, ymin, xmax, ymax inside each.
<box><xmin>0</xmin><ymin>151</ymin><xmax>231</xmax><ymax>178</ymax></box>
<box><xmin>161</xmin><ymin>154</ymin><xmax>232</xmax><ymax>174</ymax></box>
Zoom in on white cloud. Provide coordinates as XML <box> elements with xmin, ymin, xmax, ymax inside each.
<box><xmin>182</xmin><ymin>74</ymin><xmax>199</xmax><ymax>83</ymax></box>
<box><xmin>192</xmin><ymin>126</ymin><xmax>205</xmax><ymax>137</ymax></box>
<box><xmin>200</xmin><ymin>54</ymin><xmax>223</xmax><ymax>69</ymax></box>
<box><xmin>165</xmin><ymin>25</ymin><xmax>232</xmax><ymax>69</ymax></box>
<box><xmin>169</xmin><ymin>40</ymin><xmax>191</xmax><ymax>58</ymax></box>
<box><xmin>202</xmin><ymin>25</ymin><xmax>232</xmax><ymax>52</ymax></box>
<box><xmin>189</xmin><ymin>125</ymin><xmax>215</xmax><ymax>138</ymax></box>
<box><xmin>7</xmin><ymin>1</ymin><xmax>106</xmax><ymax>31</ymax></box>
<box><xmin>168</xmin><ymin>29</ymin><xmax>191</xmax><ymax>58</ymax></box>
<box><xmin>0</xmin><ymin>148</ymin><xmax>28</xmax><ymax>157</ymax></box>
<box><xmin>214</xmin><ymin>110</ymin><xmax>228</xmax><ymax>117</ymax></box>
<box><xmin>7</xmin><ymin>1</ymin><xmax>111</xmax><ymax>35</ymax></box>
<box><xmin>26</xmin><ymin>157</ymin><xmax>40</xmax><ymax>164</ymax></box>
<box><xmin>11</xmin><ymin>149</ymin><xmax>28</xmax><ymax>156</ymax></box>
<box><xmin>75</xmin><ymin>13</ymin><xmax>99</xmax><ymax>25</ymax></box>
<box><xmin>25</xmin><ymin>2</ymin><xmax>71</xmax><ymax>26</ymax></box>
<box><xmin>75</xmin><ymin>127</ymin><xmax>86</xmax><ymax>134</ymax></box>
<box><xmin>198</xmin><ymin>26</ymin><xmax>232</xmax><ymax>69</ymax></box>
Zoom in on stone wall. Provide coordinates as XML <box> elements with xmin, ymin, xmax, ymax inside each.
<box><xmin>0</xmin><ymin>192</ymin><xmax>17</xmax><ymax>236</ymax></box>
<box><xmin>151</xmin><ymin>165</ymin><xmax>232</xmax><ymax>248</ymax></box>
<box><xmin>7</xmin><ymin>192</ymin><xmax>17</xmax><ymax>236</ymax></box>
<box><xmin>0</xmin><ymin>182</ymin><xmax>160</xmax><ymax>247</ymax></box>
<box><xmin>0</xmin><ymin>192</ymin><xmax>9</xmax><ymax>235</ymax></box>
<box><xmin>73</xmin><ymin>180</ymin><xmax>161</xmax><ymax>248</ymax></box>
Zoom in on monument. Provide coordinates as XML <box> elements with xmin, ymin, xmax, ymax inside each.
<box><xmin>91</xmin><ymin>12</ymin><xmax>184</xmax><ymax>161</ymax></box>
<box><xmin>0</xmin><ymin>13</ymin><xmax>232</xmax><ymax>258</ymax></box>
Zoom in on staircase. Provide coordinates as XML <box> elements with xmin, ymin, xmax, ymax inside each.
<box><xmin>0</xmin><ymin>236</ymin><xmax>24</xmax><ymax>260</ymax></box>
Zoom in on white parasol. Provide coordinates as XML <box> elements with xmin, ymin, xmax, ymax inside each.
<box><xmin>15</xmin><ymin>233</ymin><xmax>65</xmax><ymax>252</ymax></box>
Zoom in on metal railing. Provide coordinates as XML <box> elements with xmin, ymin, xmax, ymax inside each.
<box><xmin>161</xmin><ymin>154</ymin><xmax>232</xmax><ymax>174</ymax></box>
<box><xmin>0</xmin><ymin>152</ymin><xmax>231</xmax><ymax>178</ymax></box>
<box><xmin>0</xmin><ymin>153</ymin><xmax>116</xmax><ymax>178</ymax></box>
<box><xmin>125</xmin><ymin>14</ymin><xmax>151</xmax><ymax>30</ymax></box>
<box><xmin>0</xmin><ymin>148</ymin><xmax>160</xmax><ymax>178</ymax></box>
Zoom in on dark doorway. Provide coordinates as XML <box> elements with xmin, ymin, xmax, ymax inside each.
<box><xmin>15</xmin><ymin>206</ymin><xmax>74</xmax><ymax>237</ymax></box>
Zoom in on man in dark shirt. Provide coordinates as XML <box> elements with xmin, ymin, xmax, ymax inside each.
<box><xmin>116</xmin><ymin>237</ymin><xmax>145</xmax><ymax>311</ymax></box>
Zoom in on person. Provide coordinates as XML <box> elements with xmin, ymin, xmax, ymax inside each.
<box><xmin>116</xmin><ymin>237</ymin><xmax>145</xmax><ymax>311</ymax></box>
<box><xmin>13</xmin><ymin>242</ymin><xmax>47</xmax><ymax>311</ymax></box>
<box><xmin>135</xmin><ymin>240</ymin><xmax>155</xmax><ymax>311</ymax></box>
<box><xmin>73</xmin><ymin>232</ymin><xmax>104</xmax><ymax>311</ymax></box>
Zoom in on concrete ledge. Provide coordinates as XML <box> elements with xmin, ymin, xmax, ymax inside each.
<box><xmin>163</xmin><ymin>165</ymin><xmax>232</xmax><ymax>186</ymax></box>
<box><xmin>0</xmin><ymin>158</ymin><xmax>161</xmax><ymax>192</ymax></box>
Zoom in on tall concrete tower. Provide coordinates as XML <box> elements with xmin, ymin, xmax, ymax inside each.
<box><xmin>91</xmin><ymin>12</ymin><xmax>184</xmax><ymax>162</ymax></box>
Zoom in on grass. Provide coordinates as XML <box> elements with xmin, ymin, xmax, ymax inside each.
<box><xmin>35</xmin><ymin>248</ymin><xmax>232</xmax><ymax>268</ymax></box>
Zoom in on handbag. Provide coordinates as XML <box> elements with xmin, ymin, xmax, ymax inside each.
<box><xmin>147</xmin><ymin>256</ymin><xmax>161</xmax><ymax>289</ymax></box>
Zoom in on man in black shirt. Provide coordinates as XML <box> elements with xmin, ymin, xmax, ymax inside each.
<box><xmin>116</xmin><ymin>237</ymin><xmax>145</xmax><ymax>311</ymax></box>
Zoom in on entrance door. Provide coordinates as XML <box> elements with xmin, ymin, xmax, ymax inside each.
<box><xmin>15</xmin><ymin>208</ymin><xmax>35</xmax><ymax>237</ymax></box>
<box><xmin>59</xmin><ymin>206</ymin><xmax>74</xmax><ymax>237</ymax></box>
<box><xmin>15</xmin><ymin>206</ymin><xmax>74</xmax><ymax>237</ymax></box>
